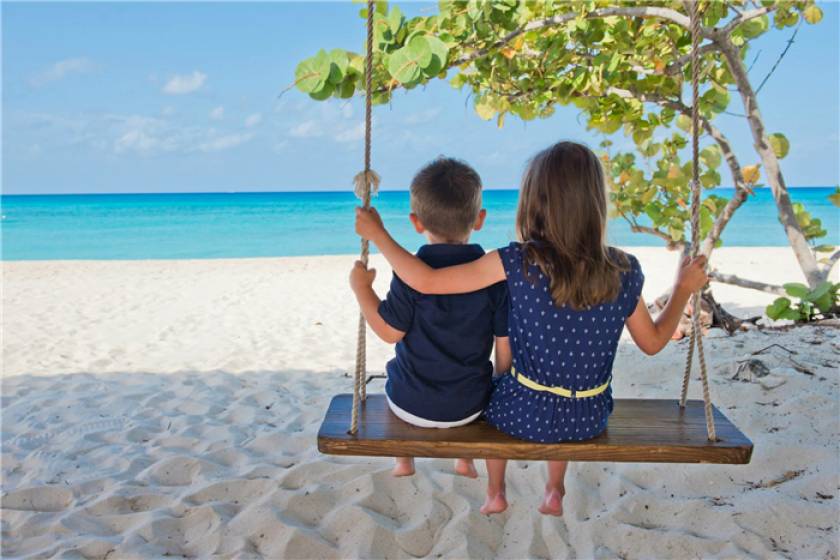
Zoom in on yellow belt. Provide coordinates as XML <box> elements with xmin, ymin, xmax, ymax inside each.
<box><xmin>511</xmin><ymin>368</ymin><xmax>611</xmax><ymax>399</ymax></box>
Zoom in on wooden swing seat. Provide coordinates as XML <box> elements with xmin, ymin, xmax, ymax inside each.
<box><xmin>318</xmin><ymin>394</ymin><xmax>753</xmax><ymax>464</ymax></box>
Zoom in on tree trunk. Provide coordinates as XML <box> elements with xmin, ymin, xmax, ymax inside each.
<box><xmin>716</xmin><ymin>35</ymin><xmax>822</xmax><ymax>287</ymax></box>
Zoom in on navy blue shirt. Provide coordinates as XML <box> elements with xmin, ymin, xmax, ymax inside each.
<box><xmin>379</xmin><ymin>244</ymin><xmax>509</xmax><ymax>422</ymax></box>
<box><xmin>485</xmin><ymin>242</ymin><xmax>645</xmax><ymax>442</ymax></box>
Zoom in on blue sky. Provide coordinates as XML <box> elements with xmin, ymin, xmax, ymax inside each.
<box><xmin>3</xmin><ymin>1</ymin><xmax>838</xmax><ymax>194</ymax></box>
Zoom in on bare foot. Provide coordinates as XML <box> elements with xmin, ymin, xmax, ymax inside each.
<box><xmin>480</xmin><ymin>491</ymin><xmax>508</xmax><ymax>515</ymax></box>
<box><xmin>538</xmin><ymin>488</ymin><xmax>564</xmax><ymax>516</ymax></box>
<box><xmin>392</xmin><ymin>458</ymin><xmax>415</xmax><ymax>477</ymax></box>
<box><xmin>455</xmin><ymin>459</ymin><xmax>478</xmax><ymax>479</ymax></box>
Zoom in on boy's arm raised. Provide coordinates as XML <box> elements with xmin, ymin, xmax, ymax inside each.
<box><xmin>349</xmin><ymin>261</ymin><xmax>405</xmax><ymax>344</ymax></box>
<box><xmin>356</xmin><ymin>207</ymin><xmax>505</xmax><ymax>294</ymax></box>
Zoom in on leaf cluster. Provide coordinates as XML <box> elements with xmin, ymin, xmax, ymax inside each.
<box><xmin>293</xmin><ymin>0</ymin><xmax>824</xmax><ymax>248</ymax></box>
<box><xmin>766</xmin><ymin>281</ymin><xmax>839</xmax><ymax>321</ymax></box>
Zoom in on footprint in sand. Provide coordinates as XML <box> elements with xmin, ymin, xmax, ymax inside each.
<box><xmin>144</xmin><ymin>456</ymin><xmax>217</xmax><ymax>486</ymax></box>
<box><xmin>135</xmin><ymin>505</ymin><xmax>221</xmax><ymax>557</ymax></box>
<box><xmin>2</xmin><ymin>485</ymin><xmax>74</xmax><ymax>512</ymax></box>
<box><xmin>84</xmin><ymin>493</ymin><xmax>172</xmax><ymax>516</ymax></box>
<box><xmin>185</xmin><ymin>479</ymin><xmax>276</xmax><ymax>507</ymax></box>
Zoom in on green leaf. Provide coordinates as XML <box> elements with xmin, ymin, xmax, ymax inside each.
<box><xmin>423</xmin><ymin>35</ymin><xmax>449</xmax><ymax>76</ymax></box>
<box><xmin>807</xmin><ymin>281</ymin><xmax>832</xmax><ymax>301</ymax></box>
<box><xmin>294</xmin><ymin>52</ymin><xmax>329</xmax><ymax>93</ymax></box>
<box><xmin>337</xmin><ymin>79</ymin><xmax>355</xmax><ymax>99</ymax></box>
<box><xmin>407</xmin><ymin>35</ymin><xmax>433</xmax><ymax>69</ymax></box>
<box><xmin>783</xmin><ymin>282</ymin><xmax>809</xmax><ymax>299</ymax></box>
<box><xmin>309</xmin><ymin>81</ymin><xmax>334</xmax><ymax>100</ymax></box>
<box><xmin>676</xmin><ymin>114</ymin><xmax>692</xmax><ymax>132</ymax></box>
<box><xmin>814</xmin><ymin>292</ymin><xmax>834</xmax><ymax>313</ymax></box>
<box><xmin>803</xmin><ymin>4</ymin><xmax>823</xmax><ymax>24</ymax></box>
<box><xmin>327</xmin><ymin>49</ymin><xmax>348</xmax><ymax>84</ymax></box>
<box><xmin>387</xmin><ymin>45</ymin><xmax>423</xmax><ymax>84</ymax></box>
<box><xmin>768</xmin><ymin>133</ymin><xmax>790</xmax><ymax>159</ymax></box>
<box><xmin>475</xmin><ymin>97</ymin><xmax>496</xmax><ymax>120</ymax></box>
<box><xmin>766</xmin><ymin>297</ymin><xmax>792</xmax><ymax>320</ymax></box>
<box><xmin>387</xmin><ymin>5</ymin><xmax>403</xmax><ymax>34</ymax></box>
<box><xmin>701</xmin><ymin>145</ymin><xmax>722</xmax><ymax>169</ymax></box>
<box><xmin>739</xmin><ymin>14</ymin><xmax>769</xmax><ymax>39</ymax></box>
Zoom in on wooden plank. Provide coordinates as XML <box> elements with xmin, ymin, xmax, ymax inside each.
<box><xmin>317</xmin><ymin>394</ymin><xmax>753</xmax><ymax>464</ymax></box>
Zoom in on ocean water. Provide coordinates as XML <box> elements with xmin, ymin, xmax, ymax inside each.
<box><xmin>1</xmin><ymin>188</ymin><xmax>837</xmax><ymax>260</ymax></box>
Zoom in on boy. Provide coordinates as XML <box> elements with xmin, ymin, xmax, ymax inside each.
<box><xmin>349</xmin><ymin>157</ymin><xmax>511</xmax><ymax>477</ymax></box>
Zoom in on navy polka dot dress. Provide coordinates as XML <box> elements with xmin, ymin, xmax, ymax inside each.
<box><xmin>485</xmin><ymin>242</ymin><xmax>645</xmax><ymax>443</ymax></box>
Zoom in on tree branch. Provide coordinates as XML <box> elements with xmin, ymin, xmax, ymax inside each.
<box><xmin>721</xmin><ymin>6</ymin><xmax>776</xmax><ymax>36</ymax></box>
<box><xmin>448</xmin><ymin>7</ymin><xmax>700</xmax><ymax>70</ymax></box>
<box><xmin>664</xmin><ymin>43</ymin><xmax>718</xmax><ymax>76</ymax></box>
<box><xmin>607</xmin><ymin>86</ymin><xmax>753</xmax><ymax>258</ymax></box>
<box><xmin>713</xmin><ymin>33</ymin><xmax>821</xmax><ymax>286</ymax></box>
<box><xmin>630</xmin><ymin>224</ymin><xmax>685</xmax><ymax>250</ymax></box>
<box><xmin>709</xmin><ymin>270</ymin><xmax>786</xmax><ymax>296</ymax></box>
<box><xmin>822</xmin><ymin>250</ymin><xmax>840</xmax><ymax>279</ymax></box>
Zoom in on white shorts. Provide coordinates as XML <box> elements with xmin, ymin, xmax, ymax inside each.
<box><xmin>386</xmin><ymin>395</ymin><xmax>481</xmax><ymax>429</ymax></box>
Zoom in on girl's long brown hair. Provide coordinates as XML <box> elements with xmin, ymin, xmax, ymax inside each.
<box><xmin>516</xmin><ymin>141</ymin><xmax>628</xmax><ymax>309</ymax></box>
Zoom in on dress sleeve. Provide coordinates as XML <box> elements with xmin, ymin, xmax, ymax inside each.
<box><xmin>378</xmin><ymin>274</ymin><xmax>415</xmax><ymax>332</ymax></box>
<box><xmin>623</xmin><ymin>254</ymin><xmax>645</xmax><ymax>317</ymax></box>
<box><xmin>497</xmin><ymin>242</ymin><xmax>523</xmax><ymax>282</ymax></box>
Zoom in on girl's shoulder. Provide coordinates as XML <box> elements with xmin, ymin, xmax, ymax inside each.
<box><xmin>496</xmin><ymin>241</ymin><xmax>525</xmax><ymax>269</ymax></box>
<box><xmin>606</xmin><ymin>246</ymin><xmax>641</xmax><ymax>272</ymax></box>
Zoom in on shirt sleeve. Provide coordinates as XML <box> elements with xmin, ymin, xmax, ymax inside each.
<box><xmin>378</xmin><ymin>273</ymin><xmax>415</xmax><ymax>332</ymax></box>
<box><xmin>491</xmin><ymin>283</ymin><xmax>510</xmax><ymax>337</ymax></box>
<box><xmin>623</xmin><ymin>254</ymin><xmax>645</xmax><ymax>317</ymax></box>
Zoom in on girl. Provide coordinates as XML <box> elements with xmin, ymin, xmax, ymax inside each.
<box><xmin>355</xmin><ymin>141</ymin><xmax>708</xmax><ymax>516</ymax></box>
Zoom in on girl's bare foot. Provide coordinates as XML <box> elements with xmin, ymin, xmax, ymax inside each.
<box><xmin>538</xmin><ymin>488</ymin><xmax>564</xmax><ymax>516</ymax></box>
<box><xmin>392</xmin><ymin>458</ymin><xmax>415</xmax><ymax>477</ymax></box>
<box><xmin>455</xmin><ymin>459</ymin><xmax>478</xmax><ymax>479</ymax></box>
<box><xmin>480</xmin><ymin>490</ymin><xmax>508</xmax><ymax>515</ymax></box>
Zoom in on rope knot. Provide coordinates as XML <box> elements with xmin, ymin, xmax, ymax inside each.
<box><xmin>353</xmin><ymin>169</ymin><xmax>381</xmax><ymax>201</ymax></box>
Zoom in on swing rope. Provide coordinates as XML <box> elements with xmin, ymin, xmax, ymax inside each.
<box><xmin>349</xmin><ymin>0</ymin><xmax>379</xmax><ymax>435</ymax></box>
<box><xmin>680</xmin><ymin>0</ymin><xmax>717</xmax><ymax>441</ymax></box>
<box><xmin>348</xmin><ymin>1</ymin><xmax>717</xmax><ymax>442</ymax></box>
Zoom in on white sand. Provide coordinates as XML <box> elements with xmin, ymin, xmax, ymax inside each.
<box><xmin>1</xmin><ymin>248</ymin><xmax>837</xmax><ymax>558</ymax></box>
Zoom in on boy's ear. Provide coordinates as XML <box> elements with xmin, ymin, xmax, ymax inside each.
<box><xmin>409</xmin><ymin>212</ymin><xmax>425</xmax><ymax>234</ymax></box>
<box><xmin>473</xmin><ymin>209</ymin><xmax>487</xmax><ymax>232</ymax></box>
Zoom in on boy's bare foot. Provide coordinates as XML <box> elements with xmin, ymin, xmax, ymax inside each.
<box><xmin>392</xmin><ymin>458</ymin><xmax>415</xmax><ymax>477</ymax></box>
<box><xmin>480</xmin><ymin>491</ymin><xmax>508</xmax><ymax>515</ymax></box>
<box><xmin>455</xmin><ymin>459</ymin><xmax>478</xmax><ymax>479</ymax></box>
<box><xmin>538</xmin><ymin>488</ymin><xmax>564</xmax><ymax>516</ymax></box>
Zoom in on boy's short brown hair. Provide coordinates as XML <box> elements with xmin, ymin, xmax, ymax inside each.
<box><xmin>410</xmin><ymin>157</ymin><xmax>483</xmax><ymax>242</ymax></box>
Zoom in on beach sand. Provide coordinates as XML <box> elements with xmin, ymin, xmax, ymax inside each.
<box><xmin>2</xmin><ymin>248</ymin><xmax>838</xmax><ymax>558</ymax></box>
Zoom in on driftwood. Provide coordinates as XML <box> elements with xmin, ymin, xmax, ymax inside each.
<box><xmin>650</xmin><ymin>289</ymin><xmax>760</xmax><ymax>338</ymax></box>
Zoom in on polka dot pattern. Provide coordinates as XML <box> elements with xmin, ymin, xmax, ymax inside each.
<box><xmin>486</xmin><ymin>242</ymin><xmax>645</xmax><ymax>443</ymax></box>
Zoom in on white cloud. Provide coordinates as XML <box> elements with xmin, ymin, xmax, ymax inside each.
<box><xmin>20</xmin><ymin>109</ymin><xmax>257</xmax><ymax>157</ymax></box>
<box><xmin>244</xmin><ymin>113</ymin><xmax>262</xmax><ymax>128</ymax></box>
<box><xmin>162</xmin><ymin>71</ymin><xmax>207</xmax><ymax>95</ymax></box>
<box><xmin>289</xmin><ymin>120</ymin><xmax>323</xmax><ymax>138</ymax></box>
<box><xmin>403</xmin><ymin>107</ymin><xmax>442</xmax><ymax>125</ymax></box>
<box><xmin>210</xmin><ymin>106</ymin><xmax>225</xmax><ymax>120</ymax></box>
<box><xmin>29</xmin><ymin>57</ymin><xmax>95</xmax><ymax>87</ymax></box>
<box><xmin>334</xmin><ymin>122</ymin><xmax>366</xmax><ymax>143</ymax></box>
<box><xmin>161</xmin><ymin>106</ymin><xmax>176</xmax><ymax>116</ymax></box>
<box><xmin>198</xmin><ymin>132</ymin><xmax>254</xmax><ymax>152</ymax></box>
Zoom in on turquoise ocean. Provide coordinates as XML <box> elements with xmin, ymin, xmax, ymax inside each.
<box><xmin>1</xmin><ymin>188</ymin><xmax>837</xmax><ymax>260</ymax></box>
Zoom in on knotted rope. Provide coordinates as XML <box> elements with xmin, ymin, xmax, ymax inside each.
<box><xmin>679</xmin><ymin>0</ymin><xmax>717</xmax><ymax>441</ymax></box>
<box><xmin>349</xmin><ymin>0</ymin><xmax>379</xmax><ymax>435</ymax></box>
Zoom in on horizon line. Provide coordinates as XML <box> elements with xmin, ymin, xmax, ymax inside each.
<box><xmin>2</xmin><ymin>185</ymin><xmax>835</xmax><ymax>197</ymax></box>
